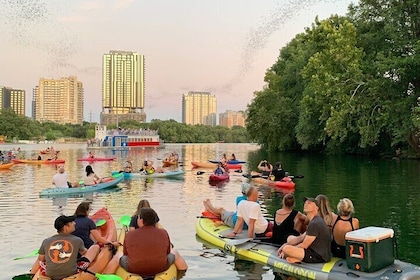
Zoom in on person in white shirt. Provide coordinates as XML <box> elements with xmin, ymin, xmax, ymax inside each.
<box><xmin>225</xmin><ymin>186</ymin><xmax>273</xmax><ymax>238</ymax></box>
<box><xmin>52</xmin><ymin>165</ymin><xmax>79</xmax><ymax>188</ymax></box>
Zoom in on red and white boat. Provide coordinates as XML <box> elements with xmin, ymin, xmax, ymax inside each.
<box><xmin>89</xmin><ymin>125</ymin><xmax>165</xmax><ymax>149</ymax></box>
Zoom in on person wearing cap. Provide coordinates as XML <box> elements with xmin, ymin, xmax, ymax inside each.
<box><xmin>203</xmin><ymin>183</ymin><xmax>254</xmax><ymax>228</ymax></box>
<box><xmin>120</xmin><ymin>207</ymin><xmax>188</xmax><ymax>276</ymax></box>
<box><xmin>225</xmin><ymin>186</ymin><xmax>273</xmax><ymax>238</ymax></box>
<box><xmin>270</xmin><ymin>194</ymin><xmax>309</xmax><ymax>245</ymax></box>
<box><xmin>30</xmin><ymin>215</ymin><xmax>119</xmax><ymax>280</ymax></box>
<box><xmin>277</xmin><ymin>197</ymin><xmax>331</xmax><ymax>264</ymax></box>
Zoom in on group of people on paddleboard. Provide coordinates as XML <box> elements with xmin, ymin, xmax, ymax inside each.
<box><xmin>30</xmin><ymin>200</ymin><xmax>188</xmax><ymax>279</ymax></box>
<box><xmin>203</xmin><ymin>182</ymin><xmax>359</xmax><ymax>264</ymax></box>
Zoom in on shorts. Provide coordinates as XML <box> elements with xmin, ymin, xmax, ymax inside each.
<box><xmin>120</xmin><ymin>253</ymin><xmax>175</xmax><ymax>273</ymax></box>
<box><xmin>221</xmin><ymin>210</ymin><xmax>235</xmax><ymax>228</ymax></box>
<box><xmin>303</xmin><ymin>248</ymin><xmax>325</xmax><ymax>263</ymax></box>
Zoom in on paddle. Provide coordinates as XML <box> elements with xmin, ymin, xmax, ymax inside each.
<box><xmin>197</xmin><ymin>170</ymin><xmax>243</xmax><ymax>175</ymax></box>
<box><xmin>243</xmin><ymin>174</ymin><xmax>304</xmax><ymax>179</ymax></box>
<box><xmin>13</xmin><ymin>249</ymin><xmax>39</xmax><ymax>260</ymax></box>
<box><xmin>96</xmin><ymin>219</ymin><xmax>106</xmax><ymax>227</ymax></box>
<box><xmin>80</xmin><ymin>268</ymin><xmax>123</xmax><ymax>280</ymax></box>
<box><xmin>119</xmin><ymin>215</ymin><xmax>131</xmax><ymax>227</ymax></box>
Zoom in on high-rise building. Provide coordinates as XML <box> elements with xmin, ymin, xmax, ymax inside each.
<box><xmin>219</xmin><ymin>110</ymin><xmax>246</xmax><ymax>128</ymax></box>
<box><xmin>182</xmin><ymin>91</ymin><xmax>217</xmax><ymax>126</ymax></box>
<box><xmin>101</xmin><ymin>50</ymin><xmax>146</xmax><ymax>125</ymax></box>
<box><xmin>33</xmin><ymin>76</ymin><xmax>84</xmax><ymax>125</ymax></box>
<box><xmin>0</xmin><ymin>86</ymin><xmax>25</xmax><ymax>116</ymax></box>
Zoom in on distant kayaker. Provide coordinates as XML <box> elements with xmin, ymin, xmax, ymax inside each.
<box><xmin>271</xmin><ymin>162</ymin><xmax>286</xmax><ymax>181</ymax></box>
<box><xmin>88</xmin><ymin>151</ymin><xmax>95</xmax><ymax>158</ymax></box>
<box><xmin>214</xmin><ymin>162</ymin><xmax>226</xmax><ymax>175</ymax></box>
<box><xmin>124</xmin><ymin>159</ymin><xmax>133</xmax><ymax>173</ymax></box>
<box><xmin>257</xmin><ymin>160</ymin><xmax>272</xmax><ymax>178</ymax></box>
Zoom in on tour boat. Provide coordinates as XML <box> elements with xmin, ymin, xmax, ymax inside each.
<box><xmin>88</xmin><ymin>125</ymin><xmax>165</xmax><ymax>149</ymax></box>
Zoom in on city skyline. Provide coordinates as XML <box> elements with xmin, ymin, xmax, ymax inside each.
<box><xmin>0</xmin><ymin>0</ymin><xmax>354</xmax><ymax>123</ymax></box>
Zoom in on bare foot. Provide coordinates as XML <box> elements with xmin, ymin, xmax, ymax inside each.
<box><xmin>214</xmin><ymin>221</ymin><xmax>224</xmax><ymax>226</ymax></box>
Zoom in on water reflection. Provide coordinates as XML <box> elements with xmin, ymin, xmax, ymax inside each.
<box><xmin>1</xmin><ymin>143</ymin><xmax>419</xmax><ymax>280</ymax></box>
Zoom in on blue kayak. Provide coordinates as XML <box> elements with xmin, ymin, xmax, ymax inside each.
<box><xmin>39</xmin><ymin>173</ymin><xmax>123</xmax><ymax>196</ymax></box>
<box><xmin>112</xmin><ymin>170</ymin><xmax>185</xmax><ymax>179</ymax></box>
<box><xmin>208</xmin><ymin>159</ymin><xmax>246</xmax><ymax>164</ymax></box>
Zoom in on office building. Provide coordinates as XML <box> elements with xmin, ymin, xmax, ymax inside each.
<box><xmin>33</xmin><ymin>76</ymin><xmax>84</xmax><ymax>125</ymax></box>
<box><xmin>0</xmin><ymin>86</ymin><xmax>25</xmax><ymax>116</ymax></box>
<box><xmin>182</xmin><ymin>91</ymin><xmax>217</xmax><ymax>126</ymax></box>
<box><xmin>101</xmin><ymin>50</ymin><xmax>146</xmax><ymax>125</ymax></box>
<box><xmin>219</xmin><ymin>110</ymin><xmax>246</xmax><ymax>128</ymax></box>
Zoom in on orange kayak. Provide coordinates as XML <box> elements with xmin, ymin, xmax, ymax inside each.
<box><xmin>0</xmin><ymin>162</ymin><xmax>14</xmax><ymax>169</ymax></box>
<box><xmin>191</xmin><ymin>161</ymin><xmax>242</xmax><ymax>170</ymax></box>
<box><xmin>90</xmin><ymin>207</ymin><xmax>117</xmax><ymax>243</ymax></box>
<box><xmin>162</xmin><ymin>160</ymin><xmax>178</xmax><ymax>167</ymax></box>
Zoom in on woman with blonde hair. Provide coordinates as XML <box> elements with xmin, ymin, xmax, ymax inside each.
<box><xmin>331</xmin><ymin>198</ymin><xmax>360</xmax><ymax>258</ymax></box>
<box><xmin>315</xmin><ymin>194</ymin><xmax>338</xmax><ymax>231</ymax></box>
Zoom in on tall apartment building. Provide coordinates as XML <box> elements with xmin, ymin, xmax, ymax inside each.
<box><xmin>33</xmin><ymin>76</ymin><xmax>84</xmax><ymax>125</ymax></box>
<box><xmin>182</xmin><ymin>91</ymin><xmax>217</xmax><ymax>126</ymax></box>
<box><xmin>0</xmin><ymin>86</ymin><xmax>25</xmax><ymax>116</ymax></box>
<box><xmin>101</xmin><ymin>50</ymin><xmax>146</xmax><ymax>125</ymax></box>
<box><xmin>219</xmin><ymin>110</ymin><xmax>246</xmax><ymax>128</ymax></box>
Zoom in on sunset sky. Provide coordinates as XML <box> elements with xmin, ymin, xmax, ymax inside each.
<box><xmin>0</xmin><ymin>0</ymin><xmax>355</xmax><ymax>123</ymax></box>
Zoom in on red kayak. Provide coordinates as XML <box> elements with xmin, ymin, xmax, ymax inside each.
<box><xmin>250</xmin><ymin>171</ymin><xmax>295</xmax><ymax>189</ymax></box>
<box><xmin>209</xmin><ymin>173</ymin><xmax>230</xmax><ymax>181</ymax></box>
<box><xmin>77</xmin><ymin>157</ymin><xmax>116</xmax><ymax>162</ymax></box>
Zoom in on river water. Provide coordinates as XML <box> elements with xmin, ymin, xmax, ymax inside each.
<box><xmin>1</xmin><ymin>143</ymin><xmax>419</xmax><ymax>280</ymax></box>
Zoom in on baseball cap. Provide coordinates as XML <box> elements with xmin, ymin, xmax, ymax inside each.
<box><xmin>54</xmin><ymin>215</ymin><xmax>76</xmax><ymax>230</ymax></box>
<box><xmin>241</xmin><ymin>183</ymin><xmax>250</xmax><ymax>194</ymax></box>
<box><xmin>303</xmin><ymin>197</ymin><xmax>319</xmax><ymax>207</ymax></box>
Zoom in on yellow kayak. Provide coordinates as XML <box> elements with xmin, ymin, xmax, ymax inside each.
<box><xmin>115</xmin><ymin>227</ymin><xmax>177</xmax><ymax>280</ymax></box>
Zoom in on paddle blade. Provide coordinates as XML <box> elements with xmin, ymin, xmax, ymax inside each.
<box><xmin>96</xmin><ymin>219</ymin><xmax>106</xmax><ymax>227</ymax></box>
<box><xmin>119</xmin><ymin>215</ymin><xmax>131</xmax><ymax>227</ymax></box>
<box><xmin>13</xmin><ymin>249</ymin><xmax>39</xmax><ymax>260</ymax></box>
<box><xmin>95</xmin><ymin>273</ymin><xmax>123</xmax><ymax>280</ymax></box>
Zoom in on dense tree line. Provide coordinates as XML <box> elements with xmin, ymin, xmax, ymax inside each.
<box><xmin>246</xmin><ymin>0</ymin><xmax>420</xmax><ymax>157</ymax></box>
<box><xmin>0</xmin><ymin>109</ymin><xmax>249</xmax><ymax>143</ymax></box>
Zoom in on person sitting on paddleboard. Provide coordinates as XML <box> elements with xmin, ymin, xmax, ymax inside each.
<box><xmin>88</xmin><ymin>151</ymin><xmax>95</xmax><ymax>158</ymax></box>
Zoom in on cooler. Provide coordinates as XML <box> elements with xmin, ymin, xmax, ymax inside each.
<box><xmin>345</xmin><ymin>226</ymin><xmax>395</xmax><ymax>272</ymax></box>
